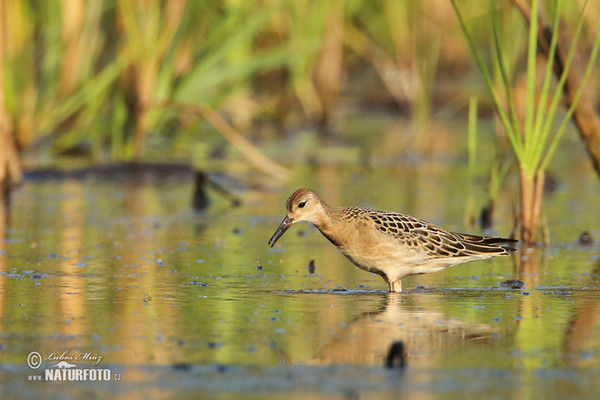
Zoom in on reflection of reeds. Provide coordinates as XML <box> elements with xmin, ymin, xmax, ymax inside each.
<box><xmin>562</xmin><ymin>260</ymin><xmax>600</xmax><ymax>367</ymax></box>
<box><xmin>0</xmin><ymin>188</ymin><xmax>8</xmax><ymax>336</ymax></box>
<box><xmin>58</xmin><ymin>181</ymin><xmax>86</xmax><ymax>341</ymax></box>
<box><xmin>114</xmin><ymin>182</ymin><xmax>183</xmax><ymax>367</ymax></box>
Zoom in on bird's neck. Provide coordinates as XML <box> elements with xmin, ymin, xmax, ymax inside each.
<box><xmin>312</xmin><ymin>205</ymin><xmax>346</xmax><ymax>248</ymax></box>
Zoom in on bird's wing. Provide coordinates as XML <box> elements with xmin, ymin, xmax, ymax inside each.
<box><xmin>366</xmin><ymin>211</ymin><xmax>515</xmax><ymax>257</ymax></box>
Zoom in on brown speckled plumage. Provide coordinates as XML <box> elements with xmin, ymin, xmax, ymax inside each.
<box><xmin>269</xmin><ymin>188</ymin><xmax>517</xmax><ymax>292</ymax></box>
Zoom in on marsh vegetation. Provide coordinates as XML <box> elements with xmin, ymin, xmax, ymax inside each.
<box><xmin>1</xmin><ymin>1</ymin><xmax>600</xmax><ymax>398</ymax></box>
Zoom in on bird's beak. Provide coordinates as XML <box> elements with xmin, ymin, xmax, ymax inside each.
<box><xmin>268</xmin><ymin>216</ymin><xmax>294</xmax><ymax>247</ymax></box>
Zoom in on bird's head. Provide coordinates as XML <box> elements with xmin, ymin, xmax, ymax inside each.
<box><xmin>268</xmin><ymin>188</ymin><xmax>325</xmax><ymax>247</ymax></box>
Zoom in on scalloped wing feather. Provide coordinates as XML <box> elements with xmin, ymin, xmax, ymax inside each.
<box><xmin>363</xmin><ymin>209</ymin><xmax>516</xmax><ymax>258</ymax></box>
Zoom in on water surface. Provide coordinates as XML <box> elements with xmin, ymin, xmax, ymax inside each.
<box><xmin>1</xmin><ymin>160</ymin><xmax>599</xmax><ymax>399</ymax></box>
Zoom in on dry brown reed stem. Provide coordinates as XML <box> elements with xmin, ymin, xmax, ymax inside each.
<box><xmin>117</xmin><ymin>0</ymin><xmax>187</xmax><ymax>160</ymax></box>
<box><xmin>511</xmin><ymin>0</ymin><xmax>600</xmax><ymax>177</ymax></box>
<box><xmin>59</xmin><ymin>0</ymin><xmax>85</xmax><ymax>94</ymax></box>
<box><xmin>313</xmin><ymin>0</ymin><xmax>343</xmax><ymax>132</ymax></box>
<box><xmin>519</xmin><ymin>168</ymin><xmax>544</xmax><ymax>244</ymax></box>
<box><xmin>200</xmin><ymin>106</ymin><xmax>289</xmax><ymax>181</ymax></box>
<box><xmin>0</xmin><ymin>0</ymin><xmax>23</xmax><ymax>187</ymax></box>
<box><xmin>343</xmin><ymin>26</ymin><xmax>410</xmax><ymax>110</ymax></box>
<box><xmin>168</xmin><ymin>103</ymin><xmax>289</xmax><ymax>181</ymax></box>
<box><xmin>0</xmin><ymin>130</ymin><xmax>21</xmax><ymax>187</ymax></box>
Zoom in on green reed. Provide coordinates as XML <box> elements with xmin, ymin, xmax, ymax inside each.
<box><xmin>451</xmin><ymin>0</ymin><xmax>600</xmax><ymax>243</ymax></box>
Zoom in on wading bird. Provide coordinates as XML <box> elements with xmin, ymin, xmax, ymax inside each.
<box><xmin>269</xmin><ymin>188</ymin><xmax>517</xmax><ymax>292</ymax></box>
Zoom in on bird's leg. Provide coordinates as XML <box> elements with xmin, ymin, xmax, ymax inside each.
<box><xmin>389</xmin><ymin>279</ymin><xmax>402</xmax><ymax>293</ymax></box>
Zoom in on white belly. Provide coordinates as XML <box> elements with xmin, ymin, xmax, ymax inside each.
<box><xmin>340</xmin><ymin>244</ymin><xmax>490</xmax><ymax>281</ymax></box>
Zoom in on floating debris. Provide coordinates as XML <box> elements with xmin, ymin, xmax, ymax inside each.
<box><xmin>307</xmin><ymin>259</ymin><xmax>316</xmax><ymax>274</ymax></box>
<box><xmin>544</xmin><ymin>172</ymin><xmax>560</xmax><ymax>195</ymax></box>
<box><xmin>171</xmin><ymin>363</ymin><xmax>192</xmax><ymax>371</ymax></box>
<box><xmin>385</xmin><ymin>341</ymin><xmax>406</xmax><ymax>369</ymax></box>
<box><xmin>342</xmin><ymin>388</ymin><xmax>360</xmax><ymax>400</ymax></box>
<box><xmin>479</xmin><ymin>201</ymin><xmax>494</xmax><ymax>231</ymax></box>
<box><xmin>192</xmin><ymin>171</ymin><xmax>210</xmax><ymax>210</ymax></box>
<box><xmin>73</xmin><ymin>262</ymin><xmax>88</xmax><ymax>267</ymax></box>
<box><xmin>216</xmin><ymin>364</ymin><xmax>228</xmax><ymax>373</ymax></box>
<box><xmin>189</xmin><ymin>281</ymin><xmax>208</xmax><ymax>287</ymax></box>
<box><xmin>332</xmin><ymin>285</ymin><xmax>347</xmax><ymax>292</ymax></box>
<box><xmin>500</xmin><ymin>279</ymin><xmax>525</xmax><ymax>289</ymax></box>
<box><xmin>548</xmin><ymin>289</ymin><xmax>572</xmax><ymax>295</ymax></box>
<box><xmin>578</xmin><ymin>231</ymin><xmax>594</xmax><ymax>246</ymax></box>
<box><xmin>256</xmin><ymin>264</ymin><xmax>263</xmax><ymax>270</ymax></box>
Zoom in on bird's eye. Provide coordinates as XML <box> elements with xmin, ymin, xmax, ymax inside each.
<box><xmin>298</xmin><ymin>201</ymin><xmax>306</xmax><ymax>208</ymax></box>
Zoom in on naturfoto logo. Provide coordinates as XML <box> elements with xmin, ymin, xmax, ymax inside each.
<box><xmin>26</xmin><ymin>351</ymin><xmax>121</xmax><ymax>382</ymax></box>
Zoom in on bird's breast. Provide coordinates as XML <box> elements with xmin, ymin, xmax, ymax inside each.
<box><xmin>319</xmin><ymin>230</ymin><xmax>342</xmax><ymax>247</ymax></box>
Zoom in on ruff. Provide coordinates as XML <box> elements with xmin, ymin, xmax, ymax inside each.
<box><xmin>269</xmin><ymin>188</ymin><xmax>517</xmax><ymax>292</ymax></box>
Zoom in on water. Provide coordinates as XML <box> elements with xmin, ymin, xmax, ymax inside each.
<box><xmin>0</xmin><ymin>158</ymin><xmax>599</xmax><ymax>399</ymax></box>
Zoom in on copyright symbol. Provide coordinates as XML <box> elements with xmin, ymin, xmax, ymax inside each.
<box><xmin>27</xmin><ymin>352</ymin><xmax>42</xmax><ymax>369</ymax></box>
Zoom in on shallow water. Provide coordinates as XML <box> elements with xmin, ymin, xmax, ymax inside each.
<box><xmin>1</xmin><ymin>159</ymin><xmax>600</xmax><ymax>399</ymax></box>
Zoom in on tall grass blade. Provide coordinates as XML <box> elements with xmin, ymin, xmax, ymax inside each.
<box><xmin>451</xmin><ymin>0</ymin><xmax>522</xmax><ymax>159</ymax></box>
<box><xmin>464</xmin><ymin>96</ymin><xmax>478</xmax><ymax>228</ymax></box>
<box><xmin>468</xmin><ymin>96</ymin><xmax>478</xmax><ymax>174</ymax></box>
<box><xmin>490</xmin><ymin>0</ymin><xmax>520</xmax><ymax>139</ymax></box>
<box><xmin>522</xmin><ymin>0</ymin><xmax>539</xmax><ymax>162</ymax></box>
<box><xmin>530</xmin><ymin>0</ymin><xmax>562</xmax><ymax>155</ymax></box>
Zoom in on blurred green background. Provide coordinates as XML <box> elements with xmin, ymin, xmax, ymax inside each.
<box><xmin>0</xmin><ymin>0</ymin><xmax>596</xmax><ymax>170</ymax></box>
<box><xmin>1</xmin><ymin>0</ymin><xmax>599</xmax><ymax>241</ymax></box>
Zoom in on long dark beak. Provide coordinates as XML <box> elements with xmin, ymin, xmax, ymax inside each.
<box><xmin>268</xmin><ymin>216</ymin><xmax>294</xmax><ymax>247</ymax></box>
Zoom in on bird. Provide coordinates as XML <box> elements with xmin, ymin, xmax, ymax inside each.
<box><xmin>268</xmin><ymin>188</ymin><xmax>517</xmax><ymax>293</ymax></box>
